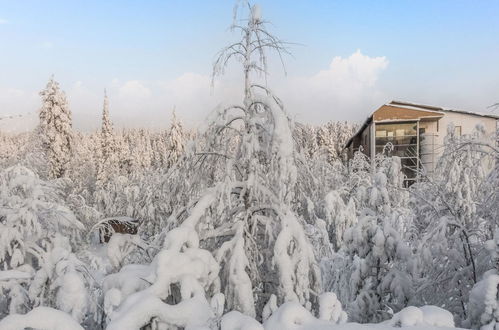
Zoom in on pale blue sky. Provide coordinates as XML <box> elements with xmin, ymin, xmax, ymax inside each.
<box><xmin>1</xmin><ymin>0</ymin><xmax>498</xmax><ymax>128</ymax></box>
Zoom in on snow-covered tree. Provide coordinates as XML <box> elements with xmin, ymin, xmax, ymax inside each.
<box><xmin>0</xmin><ymin>165</ymin><xmax>84</xmax><ymax>318</ymax></box>
<box><xmin>38</xmin><ymin>77</ymin><xmax>73</xmax><ymax>179</ymax></box>
<box><xmin>324</xmin><ymin>154</ymin><xmax>415</xmax><ymax>323</ymax></box>
<box><xmin>96</xmin><ymin>91</ymin><xmax>118</xmax><ymax>189</ymax></box>
<box><xmin>340</xmin><ymin>212</ymin><xmax>413</xmax><ymax>323</ymax></box>
<box><xmin>166</xmin><ymin>109</ymin><xmax>185</xmax><ymax>168</ymax></box>
<box><xmin>324</xmin><ymin>190</ymin><xmax>357</xmax><ymax>250</ymax></box>
<box><xmin>411</xmin><ymin>124</ymin><xmax>497</xmax><ymax>321</ymax></box>
<box><xmin>127</xmin><ymin>2</ymin><xmax>323</xmax><ymax>320</ymax></box>
<box><xmin>314</xmin><ymin>121</ymin><xmax>358</xmax><ymax>163</ymax></box>
<box><xmin>466</xmin><ymin>229</ymin><xmax>499</xmax><ymax>329</ymax></box>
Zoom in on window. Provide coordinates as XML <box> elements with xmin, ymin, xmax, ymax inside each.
<box><xmin>375</xmin><ymin>122</ymin><xmax>419</xmax><ymax>184</ymax></box>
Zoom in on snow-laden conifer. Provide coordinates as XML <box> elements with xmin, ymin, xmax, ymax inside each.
<box><xmin>96</xmin><ymin>90</ymin><xmax>118</xmax><ymax>189</ymax></box>
<box><xmin>38</xmin><ymin>77</ymin><xmax>73</xmax><ymax>179</ymax></box>
<box><xmin>166</xmin><ymin>109</ymin><xmax>185</xmax><ymax>168</ymax></box>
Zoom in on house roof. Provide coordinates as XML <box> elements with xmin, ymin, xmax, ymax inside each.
<box><xmin>389</xmin><ymin>100</ymin><xmax>499</xmax><ymax>120</ymax></box>
<box><xmin>344</xmin><ymin>100</ymin><xmax>499</xmax><ymax>148</ymax></box>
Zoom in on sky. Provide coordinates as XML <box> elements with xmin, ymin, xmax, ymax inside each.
<box><xmin>0</xmin><ymin>0</ymin><xmax>499</xmax><ymax>131</ymax></box>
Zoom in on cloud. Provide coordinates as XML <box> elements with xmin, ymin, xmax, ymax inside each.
<box><xmin>118</xmin><ymin>80</ymin><xmax>151</xmax><ymax>100</ymax></box>
<box><xmin>158</xmin><ymin>73</ymin><xmax>240</xmax><ymax>123</ymax></box>
<box><xmin>277</xmin><ymin>50</ymin><xmax>389</xmax><ymax>123</ymax></box>
<box><xmin>0</xmin><ymin>51</ymin><xmax>390</xmax><ymax>131</ymax></box>
<box><xmin>0</xmin><ymin>19</ymin><xmax>8</xmax><ymax>24</ymax></box>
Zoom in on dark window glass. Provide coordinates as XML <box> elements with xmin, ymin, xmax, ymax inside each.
<box><xmin>375</xmin><ymin>122</ymin><xmax>419</xmax><ymax>182</ymax></box>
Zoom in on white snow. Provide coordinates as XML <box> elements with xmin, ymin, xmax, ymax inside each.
<box><xmin>221</xmin><ymin>310</ymin><xmax>264</xmax><ymax>330</ymax></box>
<box><xmin>0</xmin><ymin>306</ymin><xmax>85</xmax><ymax>330</ymax></box>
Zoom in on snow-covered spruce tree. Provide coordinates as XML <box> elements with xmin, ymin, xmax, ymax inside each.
<box><xmin>96</xmin><ymin>91</ymin><xmax>118</xmax><ymax>189</ymax></box>
<box><xmin>166</xmin><ymin>109</ymin><xmax>185</xmax><ymax>168</ymax></box>
<box><xmin>152</xmin><ymin>2</ymin><xmax>321</xmax><ymax>319</ymax></box>
<box><xmin>38</xmin><ymin>77</ymin><xmax>73</xmax><ymax>179</ymax></box>
<box><xmin>411</xmin><ymin>124</ymin><xmax>497</xmax><ymax>322</ymax></box>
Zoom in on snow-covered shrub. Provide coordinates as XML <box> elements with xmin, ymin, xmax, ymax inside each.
<box><xmin>325</xmin><ymin>154</ymin><xmax>415</xmax><ymax>323</ymax></box>
<box><xmin>221</xmin><ymin>310</ymin><xmax>264</xmax><ymax>330</ymax></box>
<box><xmin>340</xmin><ymin>213</ymin><xmax>413</xmax><ymax>323</ymax></box>
<box><xmin>386</xmin><ymin>305</ymin><xmax>455</xmax><ymax>328</ymax></box>
<box><xmin>103</xmin><ymin>224</ymin><xmax>220</xmax><ymax>329</ymax></box>
<box><xmin>467</xmin><ymin>271</ymin><xmax>499</xmax><ymax>329</ymax></box>
<box><xmin>411</xmin><ymin>124</ymin><xmax>497</xmax><ymax>322</ymax></box>
<box><xmin>94</xmin><ymin>174</ymin><xmax>141</xmax><ymax>217</ymax></box>
<box><xmin>0</xmin><ymin>165</ymin><xmax>83</xmax><ymax>270</ymax></box>
<box><xmin>466</xmin><ymin>229</ymin><xmax>499</xmax><ymax>329</ymax></box>
<box><xmin>27</xmin><ymin>234</ymin><xmax>96</xmax><ymax>324</ymax></box>
<box><xmin>318</xmin><ymin>292</ymin><xmax>347</xmax><ymax>324</ymax></box>
<box><xmin>324</xmin><ymin>190</ymin><xmax>357</xmax><ymax>250</ymax></box>
<box><xmin>106</xmin><ymin>233</ymin><xmax>148</xmax><ymax>269</ymax></box>
<box><xmin>0</xmin><ymin>165</ymin><xmax>94</xmax><ymax>323</ymax></box>
<box><xmin>263</xmin><ymin>300</ymin><xmax>348</xmax><ymax>329</ymax></box>
<box><xmin>0</xmin><ymin>306</ymin><xmax>85</xmax><ymax>330</ymax></box>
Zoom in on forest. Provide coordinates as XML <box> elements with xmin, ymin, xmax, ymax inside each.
<box><xmin>0</xmin><ymin>2</ymin><xmax>498</xmax><ymax>330</ymax></box>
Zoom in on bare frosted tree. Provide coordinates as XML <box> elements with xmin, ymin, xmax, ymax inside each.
<box><xmin>160</xmin><ymin>1</ymin><xmax>321</xmax><ymax>319</ymax></box>
<box><xmin>213</xmin><ymin>1</ymin><xmax>290</xmax><ymax>105</ymax></box>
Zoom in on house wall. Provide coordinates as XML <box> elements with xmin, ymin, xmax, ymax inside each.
<box><xmin>437</xmin><ymin>112</ymin><xmax>497</xmax><ymax>172</ymax></box>
<box><xmin>424</xmin><ymin>112</ymin><xmax>497</xmax><ymax>173</ymax></box>
<box><xmin>438</xmin><ymin>111</ymin><xmax>497</xmax><ymax>141</ymax></box>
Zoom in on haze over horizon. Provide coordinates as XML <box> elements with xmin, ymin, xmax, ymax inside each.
<box><xmin>1</xmin><ymin>0</ymin><xmax>499</xmax><ymax>131</ymax></box>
